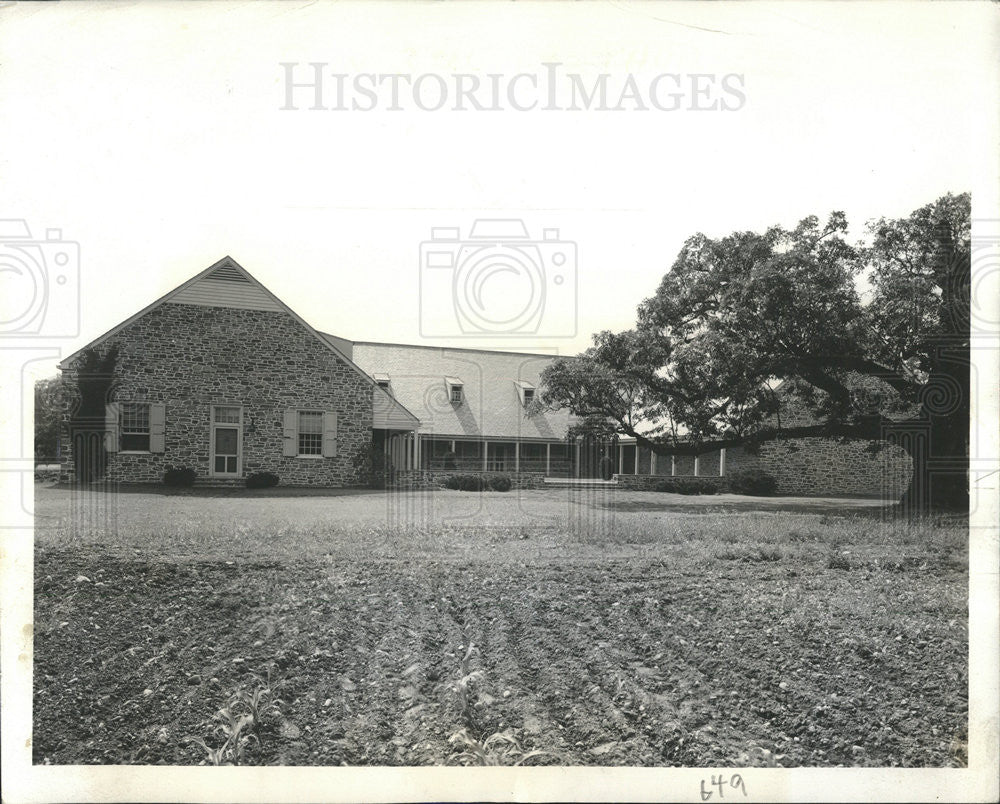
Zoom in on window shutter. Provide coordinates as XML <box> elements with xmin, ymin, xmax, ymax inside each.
<box><xmin>149</xmin><ymin>403</ymin><xmax>166</xmax><ymax>453</ymax></box>
<box><xmin>104</xmin><ymin>403</ymin><xmax>120</xmax><ymax>453</ymax></box>
<box><xmin>322</xmin><ymin>411</ymin><xmax>338</xmax><ymax>457</ymax></box>
<box><xmin>282</xmin><ymin>409</ymin><xmax>298</xmax><ymax>457</ymax></box>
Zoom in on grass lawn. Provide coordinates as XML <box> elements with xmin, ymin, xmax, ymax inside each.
<box><xmin>32</xmin><ymin>483</ymin><xmax>968</xmax><ymax>767</ymax></box>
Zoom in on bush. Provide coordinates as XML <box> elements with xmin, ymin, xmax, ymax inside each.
<box><xmin>444</xmin><ymin>473</ymin><xmax>486</xmax><ymax>492</ymax></box>
<box><xmin>163</xmin><ymin>467</ymin><xmax>197</xmax><ymax>487</ymax></box>
<box><xmin>352</xmin><ymin>446</ymin><xmax>390</xmax><ymax>488</ymax></box>
<box><xmin>443</xmin><ymin>473</ymin><xmax>514</xmax><ymax>492</ymax></box>
<box><xmin>727</xmin><ymin>469</ymin><xmax>777</xmax><ymax>496</ymax></box>
<box><xmin>655</xmin><ymin>478</ymin><xmax>718</xmax><ymax>495</ymax></box>
<box><xmin>246</xmin><ymin>471</ymin><xmax>279</xmax><ymax>489</ymax></box>
<box><xmin>487</xmin><ymin>474</ymin><xmax>513</xmax><ymax>492</ymax></box>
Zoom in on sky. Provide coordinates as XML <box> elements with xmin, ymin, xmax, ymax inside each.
<box><xmin>1</xmin><ymin>0</ymin><xmax>998</xmax><ymax>384</ymax></box>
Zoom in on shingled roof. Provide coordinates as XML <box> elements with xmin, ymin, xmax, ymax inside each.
<box><xmin>340</xmin><ymin>340</ymin><xmax>578</xmax><ymax>441</ymax></box>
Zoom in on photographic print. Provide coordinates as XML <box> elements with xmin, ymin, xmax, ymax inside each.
<box><xmin>1</xmin><ymin>1</ymin><xmax>997</xmax><ymax>802</ymax></box>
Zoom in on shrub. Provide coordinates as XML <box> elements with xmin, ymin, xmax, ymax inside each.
<box><xmin>655</xmin><ymin>478</ymin><xmax>718</xmax><ymax>495</ymax></box>
<box><xmin>246</xmin><ymin>471</ymin><xmax>279</xmax><ymax>489</ymax></box>
<box><xmin>444</xmin><ymin>473</ymin><xmax>486</xmax><ymax>492</ymax></box>
<box><xmin>163</xmin><ymin>466</ymin><xmax>197</xmax><ymax>487</ymax></box>
<box><xmin>727</xmin><ymin>469</ymin><xmax>777</xmax><ymax>496</ymax></box>
<box><xmin>444</xmin><ymin>473</ymin><xmax>514</xmax><ymax>492</ymax></box>
<box><xmin>352</xmin><ymin>446</ymin><xmax>389</xmax><ymax>488</ymax></box>
<box><xmin>488</xmin><ymin>474</ymin><xmax>513</xmax><ymax>492</ymax></box>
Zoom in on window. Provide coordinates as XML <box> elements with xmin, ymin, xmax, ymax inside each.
<box><xmin>214</xmin><ymin>405</ymin><xmax>241</xmax><ymax>424</ymax></box>
<box><xmin>373</xmin><ymin>373</ymin><xmax>391</xmax><ymax>394</ymax></box>
<box><xmin>515</xmin><ymin>380</ymin><xmax>536</xmax><ymax>407</ymax></box>
<box><xmin>283</xmin><ymin>409</ymin><xmax>337</xmax><ymax>458</ymax></box>
<box><xmin>297</xmin><ymin>411</ymin><xmax>323</xmax><ymax>455</ymax></box>
<box><xmin>377</xmin><ymin>380</ymin><xmax>391</xmax><ymax>391</ymax></box>
<box><xmin>120</xmin><ymin>403</ymin><xmax>150</xmax><ymax>451</ymax></box>
<box><xmin>445</xmin><ymin>376</ymin><xmax>463</xmax><ymax>405</ymax></box>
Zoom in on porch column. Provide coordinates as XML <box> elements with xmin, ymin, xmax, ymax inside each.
<box><xmin>651</xmin><ymin>451</ymin><xmax>657</xmax><ymax>476</ymax></box>
<box><xmin>546</xmin><ymin>443</ymin><xmax>551</xmax><ymax>475</ymax></box>
<box><xmin>483</xmin><ymin>440</ymin><xmax>489</xmax><ymax>471</ymax></box>
<box><xmin>414</xmin><ymin>433</ymin><xmax>421</xmax><ymax>470</ymax></box>
<box><xmin>618</xmin><ymin>445</ymin><xmax>624</xmax><ymax>475</ymax></box>
<box><xmin>693</xmin><ymin>455</ymin><xmax>700</xmax><ymax>477</ymax></box>
<box><xmin>574</xmin><ymin>439</ymin><xmax>581</xmax><ymax>478</ymax></box>
<box><xmin>671</xmin><ymin>455</ymin><xmax>676</xmax><ymax>476</ymax></box>
<box><xmin>514</xmin><ymin>442</ymin><xmax>520</xmax><ymax>473</ymax></box>
<box><xmin>719</xmin><ymin>448</ymin><xmax>726</xmax><ymax>476</ymax></box>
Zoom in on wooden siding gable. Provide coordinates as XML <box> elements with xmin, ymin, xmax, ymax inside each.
<box><xmin>170</xmin><ymin>264</ymin><xmax>283</xmax><ymax>311</ymax></box>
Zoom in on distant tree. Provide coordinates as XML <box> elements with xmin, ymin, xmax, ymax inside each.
<box><xmin>71</xmin><ymin>346</ymin><xmax>118</xmax><ymax>421</ymax></box>
<box><xmin>34</xmin><ymin>376</ymin><xmax>62</xmax><ymax>459</ymax></box>
<box><xmin>540</xmin><ymin>193</ymin><xmax>971</xmax><ymax>511</ymax></box>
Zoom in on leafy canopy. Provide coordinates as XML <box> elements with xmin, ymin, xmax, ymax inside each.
<box><xmin>540</xmin><ymin>193</ymin><xmax>971</xmax><ymax>454</ymax></box>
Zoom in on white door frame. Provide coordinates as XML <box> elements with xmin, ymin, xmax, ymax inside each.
<box><xmin>210</xmin><ymin>404</ymin><xmax>243</xmax><ymax>477</ymax></box>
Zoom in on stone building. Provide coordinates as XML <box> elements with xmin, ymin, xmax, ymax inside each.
<box><xmin>59</xmin><ymin>257</ymin><xmax>911</xmax><ymax>497</ymax></box>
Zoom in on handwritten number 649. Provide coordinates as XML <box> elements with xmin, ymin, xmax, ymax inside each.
<box><xmin>700</xmin><ymin>774</ymin><xmax>748</xmax><ymax>801</ymax></box>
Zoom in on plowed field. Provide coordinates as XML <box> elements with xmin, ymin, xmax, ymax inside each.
<box><xmin>32</xmin><ymin>485</ymin><xmax>968</xmax><ymax>767</ymax></box>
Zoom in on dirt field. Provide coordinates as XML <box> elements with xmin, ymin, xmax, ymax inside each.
<box><xmin>32</xmin><ymin>484</ymin><xmax>968</xmax><ymax>767</ymax></box>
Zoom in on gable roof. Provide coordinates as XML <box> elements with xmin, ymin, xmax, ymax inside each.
<box><xmin>57</xmin><ymin>256</ymin><xmax>420</xmax><ymax>429</ymax></box>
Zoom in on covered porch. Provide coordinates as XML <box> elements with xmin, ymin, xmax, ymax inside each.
<box><xmin>382</xmin><ymin>435</ymin><xmax>573</xmax><ymax>475</ymax></box>
<box><xmin>615</xmin><ymin>441</ymin><xmax>728</xmax><ymax>478</ymax></box>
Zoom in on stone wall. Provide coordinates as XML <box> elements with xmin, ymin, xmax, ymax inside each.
<box><xmin>625</xmin><ymin>439</ymin><xmax>912</xmax><ymax>499</ymax></box>
<box><xmin>60</xmin><ymin>303</ymin><xmax>373</xmax><ymax>487</ymax></box>
<box><xmin>725</xmin><ymin>439</ymin><xmax>912</xmax><ymax>499</ymax></box>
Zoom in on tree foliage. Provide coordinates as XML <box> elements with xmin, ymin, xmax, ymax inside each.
<box><xmin>34</xmin><ymin>376</ymin><xmax>63</xmax><ymax>459</ymax></box>
<box><xmin>540</xmin><ymin>193</ymin><xmax>971</xmax><ymax>509</ymax></box>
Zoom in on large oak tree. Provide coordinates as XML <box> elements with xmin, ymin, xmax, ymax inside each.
<box><xmin>540</xmin><ymin>193</ymin><xmax>971</xmax><ymax>510</ymax></box>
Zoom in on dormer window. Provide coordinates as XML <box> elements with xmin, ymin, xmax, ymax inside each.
<box><xmin>445</xmin><ymin>376</ymin><xmax>464</xmax><ymax>405</ymax></box>
<box><xmin>515</xmin><ymin>380</ymin><xmax>536</xmax><ymax>407</ymax></box>
<box><xmin>372</xmin><ymin>373</ymin><xmax>392</xmax><ymax>395</ymax></box>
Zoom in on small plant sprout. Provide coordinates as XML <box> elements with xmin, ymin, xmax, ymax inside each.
<box><xmin>183</xmin><ymin>671</ymin><xmax>283</xmax><ymax>765</ymax></box>
<box><xmin>183</xmin><ymin>735</ymin><xmax>228</xmax><ymax>767</ymax></box>
<box><xmin>231</xmin><ymin>674</ymin><xmax>284</xmax><ymax>733</ymax></box>
<box><xmin>213</xmin><ymin>705</ymin><xmax>258</xmax><ymax>764</ymax></box>
<box><xmin>446</xmin><ymin>728</ymin><xmax>563</xmax><ymax>766</ymax></box>
<box><xmin>449</xmin><ymin>643</ymin><xmax>485</xmax><ymax>726</ymax></box>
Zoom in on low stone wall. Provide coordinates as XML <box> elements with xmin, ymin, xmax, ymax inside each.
<box><xmin>390</xmin><ymin>469</ymin><xmax>546</xmax><ymax>490</ymax></box>
<box><xmin>628</xmin><ymin>438</ymin><xmax>913</xmax><ymax>499</ymax></box>
<box><xmin>725</xmin><ymin>440</ymin><xmax>912</xmax><ymax>499</ymax></box>
<box><xmin>614</xmin><ymin>474</ymin><xmax>728</xmax><ymax>492</ymax></box>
